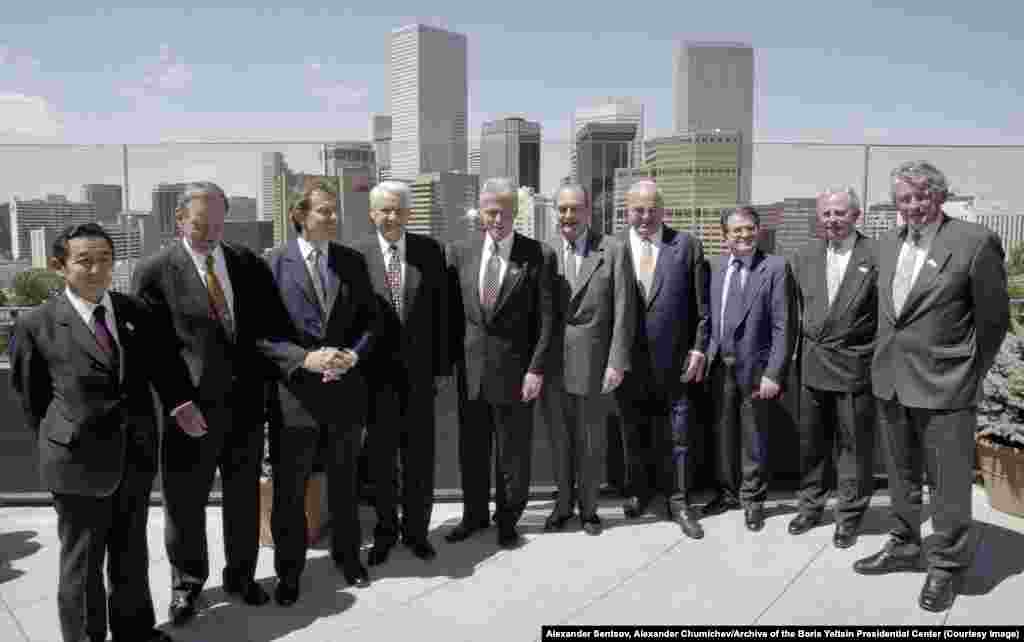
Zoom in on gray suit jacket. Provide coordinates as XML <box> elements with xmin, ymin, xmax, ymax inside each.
<box><xmin>872</xmin><ymin>215</ymin><xmax>1009</xmax><ymax>409</ymax></box>
<box><xmin>550</xmin><ymin>228</ymin><xmax>635</xmax><ymax>397</ymax></box>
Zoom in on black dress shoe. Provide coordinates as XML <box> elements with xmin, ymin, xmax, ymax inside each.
<box><xmin>167</xmin><ymin>586</ymin><xmax>200</xmax><ymax>626</ymax></box>
<box><xmin>341</xmin><ymin>563</ymin><xmax>371</xmax><ymax>588</ymax></box>
<box><xmin>543</xmin><ymin>512</ymin><xmax>574</xmax><ymax>532</ymax></box>
<box><xmin>833</xmin><ymin>525</ymin><xmax>858</xmax><ymax>549</ymax></box>
<box><xmin>853</xmin><ymin>542</ymin><xmax>923</xmax><ymax>575</ymax></box>
<box><xmin>444</xmin><ymin>520</ymin><xmax>489</xmax><ymax>543</ymax></box>
<box><xmin>622</xmin><ymin>496</ymin><xmax>651</xmax><ymax>519</ymax></box>
<box><xmin>702</xmin><ymin>494</ymin><xmax>741</xmax><ymax>517</ymax></box>
<box><xmin>115</xmin><ymin>629</ymin><xmax>175</xmax><ymax>642</ymax></box>
<box><xmin>581</xmin><ymin>515</ymin><xmax>603</xmax><ymax>536</ymax></box>
<box><xmin>404</xmin><ymin>538</ymin><xmax>437</xmax><ymax>560</ymax></box>
<box><xmin>744</xmin><ymin>503</ymin><xmax>765</xmax><ymax>532</ymax></box>
<box><xmin>919</xmin><ymin>571</ymin><xmax>958</xmax><ymax>612</ymax></box>
<box><xmin>273</xmin><ymin>580</ymin><xmax>300</xmax><ymax>607</ymax></box>
<box><xmin>367</xmin><ymin>542</ymin><xmax>393</xmax><ymax>567</ymax></box>
<box><xmin>788</xmin><ymin>513</ymin><xmax>822</xmax><ymax>536</ymax></box>
<box><xmin>223</xmin><ymin>577</ymin><xmax>270</xmax><ymax>606</ymax></box>
<box><xmin>497</xmin><ymin>527</ymin><xmax>522</xmax><ymax>549</ymax></box>
<box><xmin>669</xmin><ymin>502</ymin><xmax>704</xmax><ymax>540</ymax></box>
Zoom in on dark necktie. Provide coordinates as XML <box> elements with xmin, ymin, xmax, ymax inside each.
<box><xmin>310</xmin><ymin>247</ymin><xmax>328</xmax><ymax>313</ymax></box>
<box><xmin>721</xmin><ymin>258</ymin><xmax>746</xmax><ymax>356</ymax></box>
<box><xmin>387</xmin><ymin>244</ymin><xmax>402</xmax><ymax>316</ymax></box>
<box><xmin>565</xmin><ymin>239</ymin><xmax>577</xmax><ymax>290</ymax></box>
<box><xmin>93</xmin><ymin>306</ymin><xmax>120</xmax><ymax>379</ymax></box>
<box><xmin>481</xmin><ymin>239</ymin><xmax>501</xmax><ymax>311</ymax></box>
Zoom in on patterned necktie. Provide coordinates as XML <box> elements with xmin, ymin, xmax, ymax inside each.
<box><xmin>387</xmin><ymin>244</ymin><xmax>402</xmax><ymax>316</ymax></box>
<box><xmin>565</xmin><ymin>239</ymin><xmax>577</xmax><ymax>290</ymax></box>
<box><xmin>722</xmin><ymin>258</ymin><xmax>745</xmax><ymax>355</ymax></box>
<box><xmin>892</xmin><ymin>229</ymin><xmax>922</xmax><ymax>316</ymax></box>
<box><xmin>826</xmin><ymin>242</ymin><xmax>842</xmax><ymax>306</ymax></box>
<box><xmin>309</xmin><ymin>247</ymin><xmax>328</xmax><ymax>312</ymax></box>
<box><xmin>481</xmin><ymin>239</ymin><xmax>502</xmax><ymax>311</ymax></box>
<box><xmin>637</xmin><ymin>237</ymin><xmax>655</xmax><ymax>299</ymax></box>
<box><xmin>205</xmin><ymin>253</ymin><xmax>234</xmax><ymax>338</ymax></box>
<box><xmin>93</xmin><ymin>306</ymin><xmax>120</xmax><ymax>378</ymax></box>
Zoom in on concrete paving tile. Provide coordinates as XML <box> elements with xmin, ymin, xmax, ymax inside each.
<box><xmin>8</xmin><ymin>595</ymin><xmax>61</xmax><ymax>642</ymax></box>
<box><xmin>0</xmin><ymin>526</ymin><xmax>57</xmax><ymax>610</ymax></box>
<box><xmin>0</xmin><ymin>602</ymin><xmax>28</xmax><ymax>642</ymax></box>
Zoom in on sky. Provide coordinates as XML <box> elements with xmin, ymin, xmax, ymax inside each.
<box><xmin>1</xmin><ymin>0</ymin><xmax>1023</xmax><ymax>206</ymax></box>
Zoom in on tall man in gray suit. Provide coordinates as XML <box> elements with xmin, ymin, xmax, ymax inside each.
<box><xmin>789</xmin><ymin>187</ymin><xmax>878</xmax><ymax>549</ymax></box>
<box><xmin>854</xmin><ymin>161</ymin><xmax>1009</xmax><ymax>613</ymax></box>
<box><xmin>536</xmin><ymin>184</ymin><xmax>635</xmax><ymax>536</ymax></box>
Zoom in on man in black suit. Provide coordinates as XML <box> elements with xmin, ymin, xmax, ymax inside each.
<box><xmin>854</xmin><ymin>161</ymin><xmax>1009</xmax><ymax>613</ymax></box>
<box><xmin>613</xmin><ymin>180</ymin><xmax>710</xmax><ymax>539</ymax></box>
<box><xmin>536</xmin><ymin>184</ymin><xmax>635</xmax><ymax>536</ymax></box>
<box><xmin>789</xmin><ymin>187</ymin><xmax>878</xmax><ymax>548</ymax></box>
<box><xmin>258</xmin><ymin>181</ymin><xmax>378</xmax><ymax>602</ymax></box>
<box><xmin>132</xmin><ymin>182</ymin><xmax>277</xmax><ymax>624</ymax></box>
<box><xmin>10</xmin><ymin>223</ymin><xmax>206</xmax><ymax>642</ymax></box>
<box><xmin>353</xmin><ymin>181</ymin><xmax>450</xmax><ymax>565</ymax></box>
<box><xmin>445</xmin><ymin>177</ymin><xmax>556</xmax><ymax>548</ymax></box>
<box><xmin>702</xmin><ymin>206</ymin><xmax>796</xmax><ymax>532</ymax></box>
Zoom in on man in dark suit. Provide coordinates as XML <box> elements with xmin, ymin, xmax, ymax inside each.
<box><xmin>353</xmin><ymin>181</ymin><xmax>449</xmax><ymax>565</ymax></box>
<box><xmin>132</xmin><ymin>182</ymin><xmax>277</xmax><ymax>624</ymax></box>
<box><xmin>613</xmin><ymin>180</ymin><xmax>710</xmax><ymax>539</ymax></box>
<box><xmin>445</xmin><ymin>177</ymin><xmax>556</xmax><ymax>548</ymax></box>
<box><xmin>702</xmin><ymin>206</ymin><xmax>796</xmax><ymax>532</ymax></box>
<box><xmin>258</xmin><ymin>181</ymin><xmax>378</xmax><ymax>602</ymax></box>
<box><xmin>10</xmin><ymin>223</ymin><xmax>206</xmax><ymax>642</ymax></box>
<box><xmin>536</xmin><ymin>184</ymin><xmax>634</xmax><ymax>536</ymax></box>
<box><xmin>854</xmin><ymin>161</ymin><xmax>1009</xmax><ymax>613</ymax></box>
<box><xmin>789</xmin><ymin>187</ymin><xmax>878</xmax><ymax>548</ymax></box>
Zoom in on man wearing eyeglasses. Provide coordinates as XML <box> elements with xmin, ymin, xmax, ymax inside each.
<box><xmin>702</xmin><ymin>206</ymin><xmax>796</xmax><ymax>533</ymax></box>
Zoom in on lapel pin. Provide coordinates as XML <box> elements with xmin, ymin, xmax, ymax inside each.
<box><xmin>125</xmin><ymin>322</ymin><xmax>135</xmax><ymax>332</ymax></box>
<box><xmin>926</xmin><ymin>258</ymin><xmax>938</xmax><ymax>268</ymax></box>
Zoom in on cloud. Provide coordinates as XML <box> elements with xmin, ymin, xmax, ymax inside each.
<box><xmin>0</xmin><ymin>93</ymin><xmax>63</xmax><ymax>138</ymax></box>
<box><xmin>118</xmin><ymin>44</ymin><xmax>193</xmax><ymax>103</ymax></box>
<box><xmin>305</xmin><ymin>62</ymin><xmax>368</xmax><ymax>111</ymax></box>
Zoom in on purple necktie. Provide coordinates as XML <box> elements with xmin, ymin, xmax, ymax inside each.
<box><xmin>93</xmin><ymin>306</ymin><xmax>120</xmax><ymax>377</ymax></box>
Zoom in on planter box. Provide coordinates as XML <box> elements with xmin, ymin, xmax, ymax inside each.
<box><xmin>258</xmin><ymin>474</ymin><xmax>330</xmax><ymax>547</ymax></box>
<box><xmin>976</xmin><ymin>435</ymin><xmax>1024</xmax><ymax>517</ymax></box>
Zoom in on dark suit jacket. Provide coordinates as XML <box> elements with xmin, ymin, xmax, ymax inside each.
<box><xmin>706</xmin><ymin>249</ymin><xmax>795</xmax><ymax>390</ymax></box>
<box><xmin>618</xmin><ymin>226</ymin><xmax>710</xmax><ymax>395</ymax></box>
<box><xmin>131</xmin><ymin>240</ymin><xmax>280</xmax><ymax>422</ymax></box>
<box><xmin>447</xmin><ymin>233</ymin><xmax>556</xmax><ymax>405</ymax></box>
<box><xmin>257</xmin><ymin>239</ymin><xmax>377</xmax><ymax>427</ymax></box>
<box><xmin>872</xmin><ymin>216</ymin><xmax>1009</xmax><ymax>409</ymax></box>
<box><xmin>353</xmin><ymin>232</ymin><xmax>450</xmax><ymax>393</ymax></box>
<box><xmin>9</xmin><ymin>291</ymin><xmax>193</xmax><ymax>496</ymax></box>
<box><xmin>791</xmin><ymin>233</ymin><xmax>879</xmax><ymax>392</ymax></box>
<box><xmin>550</xmin><ymin>228</ymin><xmax>635</xmax><ymax>397</ymax></box>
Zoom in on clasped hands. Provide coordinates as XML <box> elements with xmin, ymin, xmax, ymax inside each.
<box><xmin>303</xmin><ymin>347</ymin><xmax>358</xmax><ymax>382</ymax></box>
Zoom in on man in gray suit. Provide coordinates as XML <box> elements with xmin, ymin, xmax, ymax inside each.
<box><xmin>536</xmin><ymin>184</ymin><xmax>635</xmax><ymax>536</ymax></box>
<box><xmin>789</xmin><ymin>187</ymin><xmax>878</xmax><ymax>549</ymax></box>
<box><xmin>854</xmin><ymin>161</ymin><xmax>1009</xmax><ymax>613</ymax></box>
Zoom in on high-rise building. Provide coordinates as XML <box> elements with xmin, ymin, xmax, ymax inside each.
<box><xmin>612</xmin><ymin>131</ymin><xmax>741</xmax><ymax>256</ymax></box>
<box><xmin>81</xmin><ymin>184</ymin><xmax>123</xmax><ymax>224</ymax></box>
<box><xmin>575</xmin><ymin>122</ymin><xmax>638</xmax><ymax>234</ymax></box>
<box><xmin>337</xmin><ymin>167</ymin><xmax>376</xmax><ymax>244</ymax></box>
<box><xmin>0</xmin><ymin>203</ymin><xmax>10</xmax><ymax>259</ymax></box>
<box><xmin>571</xmin><ymin>98</ymin><xmax>645</xmax><ymax>181</ymax></box>
<box><xmin>223</xmin><ymin>220</ymin><xmax>274</xmax><ymax>254</ymax></box>
<box><xmin>10</xmin><ymin>195</ymin><xmax>97</xmax><ymax>261</ymax></box>
<box><xmin>861</xmin><ymin>202</ymin><xmax>899</xmax><ymax>239</ymax></box>
<box><xmin>390</xmin><ymin>24</ymin><xmax>468</xmax><ymax>181</ymax></box>
<box><xmin>514</xmin><ymin>187</ymin><xmax>553</xmax><ymax>242</ymax></box>
<box><xmin>30</xmin><ymin>228</ymin><xmax>55</xmax><ymax>269</ymax></box>
<box><xmin>372</xmin><ymin>116</ymin><xmax>393</xmax><ymax>183</ymax></box>
<box><xmin>468</xmin><ymin>143</ymin><xmax>481</xmax><ymax>177</ymax></box>
<box><xmin>151</xmin><ymin>183</ymin><xmax>187</xmax><ymax>245</ymax></box>
<box><xmin>479</xmin><ymin>117</ymin><xmax>541</xmax><ymax>193</ymax></box>
<box><xmin>260</xmin><ymin>152</ymin><xmax>291</xmax><ymax>221</ymax></box>
<box><xmin>101</xmin><ymin>212</ymin><xmax>146</xmax><ymax>261</ymax></box>
<box><xmin>772</xmin><ymin>197</ymin><xmax>818</xmax><ymax>258</ymax></box>
<box><xmin>673</xmin><ymin>42</ymin><xmax>754</xmax><ymax>203</ymax></box>
<box><xmin>408</xmin><ymin>172</ymin><xmax>479</xmax><ymax>244</ymax></box>
<box><xmin>322</xmin><ymin>142</ymin><xmax>376</xmax><ymax>177</ymax></box>
<box><xmin>227</xmin><ymin>196</ymin><xmax>259</xmax><ymax>221</ymax></box>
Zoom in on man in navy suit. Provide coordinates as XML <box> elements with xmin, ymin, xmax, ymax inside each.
<box><xmin>613</xmin><ymin>180</ymin><xmax>710</xmax><ymax>539</ymax></box>
<box><xmin>258</xmin><ymin>181</ymin><xmax>378</xmax><ymax>602</ymax></box>
<box><xmin>702</xmin><ymin>206</ymin><xmax>796</xmax><ymax>532</ymax></box>
<box><xmin>11</xmin><ymin>223</ymin><xmax>206</xmax><ymax>642</ymax></box>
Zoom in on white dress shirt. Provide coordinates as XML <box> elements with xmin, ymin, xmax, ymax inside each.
<box><xmin>896</xmin><ymin>219</ymin><xmax>941</xmax><ymax>294</ymax></box>
<box><xmin>826</xmin><ymin>234</ymin><xmax>856</xmax><ymax>304</ymax></box>
<box><xmin>478</xmin><ymin>232</ymin><xmax>515</xmax><ymax>300</ymax></box>
<box><xmin>65</xmin><ymin>287</ymin><xmax>121</xmax><ymax>358</ymax></box>
<box><xmin>377</xmin><ymin>231</ymin><xmax>407</xmax><ymax>295</ymax></box>
<box><xmin>297</xmin><ymin>236</ymin><xmax>330</xmax><ymax>308</ymax></box>
<box><xmin>182</xmin><ymin>238</ymin><xmax>235</xmax><ymax>321</ymax></box>
<box><xmin>563</xmin><ymin>230</ymin><xmax>589</xmax><ymax>283</ymax></box>
<box><xmin>628</xmin><ymin>226</ymin><xmax>663</xmax><ymax>276</ymax></box>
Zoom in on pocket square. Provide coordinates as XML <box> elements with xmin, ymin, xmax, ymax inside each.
<box><xmin>926</xmin><ymin>258</ymin><xmax>938</xmax><ymax>268</ymax></box>
<box><xmin>858</xmin><ymin>265</ymin><xmax>869</xmax><ymax>273</ymax></box>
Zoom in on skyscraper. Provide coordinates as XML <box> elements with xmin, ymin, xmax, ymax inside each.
<box><xmin>479</xmin><ymin>117</ymin><xmax>541</xmax><ymax>192</ymax></box>
<box><xmin>673</xmin><ymin>42</ymin><xmax>754</xmax><ymax>203</ymax></box>
<box><xmin>260</xmin><ymin>151</ymin><xmax>290</xmax><ymax>221</ymax></box>
<box><xmin>372</xmin><ymin>115</ymin><xmax>393</xmax><ymax>183</ymax></box>
<box><xmin>151</xmin><ymin>182</ymin><xmax>187</xmax><ymax>245</ymax></box>
<box><xmin>571</xmin><ymin>98</ymin><xmax>645</xmax><ymax>180</ymax></box>
<box><xmin>576</xmin><ymin>122</ymin><xmax>638</xmax><ymax>234</ymax></box>
<box><xmin>10</xmin><ymin>195</ymin><xmax>97</xmax><ymax>261</ymax></box>
<box><xmin>390</xmin><ymin>24</ymin><xmax>468</xmax><ymax>181</ymax></box>
<box><xmin>321</xmin><ymin>142</ymin><xmax>376</xmax><ymax>177</ymax></box>
<box><xmin>408</xmin><ymin>172</ymin><xmax>479</xmax><ymax>244</ymax></box>
<box><xmin>81</xmin><ymin>184</ymin><xmax>123</xmax><ymax>223</ymax></box>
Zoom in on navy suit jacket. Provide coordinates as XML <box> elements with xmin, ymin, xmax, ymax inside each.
<box><xmin>706</xmin><ymin>250</ymin><xmax>795</xmax><ymax>390</ymax></box>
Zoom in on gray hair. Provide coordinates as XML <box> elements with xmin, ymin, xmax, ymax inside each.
<box><xmin>890</xmin><ymin>161</ymin><xmax>949</xmax><ymax>200</ymax></box>
<box><xmin>817</xmin><ymin>186</ymin><xmax>861</xmax><ymax>212</ymax></box>
<box><xmin>480</xmin><ymin>177</ymin><xmax>519</xmax><ymax>208</ymax></box>
<box><xmin>370</xmin><ymin>180</ymin><xmax>412</xmax><ymax>210</ymax></box>
<box><xmin>176</xmin><ymin>181</ymin><xmax>230</xmax><ymax>213</ymax></box>
<box><xmin>553</xmin><ymin>183</ymin><xmax>590</xmax><ymax>208</ymax></box>
<box><xmin>625</xmin><ymin>179</ymin><xmax>663</xmax><ymax>207</ymax></box>
<box><xmin>720</xmin><ymin>205</ymin><xmax>760</xmax><ymax>229</ymax></box>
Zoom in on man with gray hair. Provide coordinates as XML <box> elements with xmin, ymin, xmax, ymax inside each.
<box><xmin>445</xmin><ymin>177</ymin><xmax>556</xmax><ymax>548</ymax></box>
<box><xmin>788</xmin><ymin>186</ymin><xmax>878</xmax><ymax>549</ymax></box>
<box><xmin>854</xmin><ymin>161</ymin><xmax>1009</xmax><ymax>613</ymax></box>
<box><xmin>132</xmin><ymin>181</ymin><xmax>283</xmax><ymax>623</ymax></box>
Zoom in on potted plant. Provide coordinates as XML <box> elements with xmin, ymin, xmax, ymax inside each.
<box><xmin>976</xmin><ymin>332</ymin><xmax>1024</xmax><ymax>517</ymax></box>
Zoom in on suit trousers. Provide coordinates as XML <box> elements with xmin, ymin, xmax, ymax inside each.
<box><xmin>53</xmin><ymin>443</ymin><xmax>156</xmax><ymax>642</ymax></box>
<box><xmin>710</xmin><ymin>358</ymin><xmax>769</xmax><ymax>504</ymax></box>
<box><xmin>271</xmin><ymin>420</ymin><xmax>362</xmax><ymax>583</ymax></box>
<box><xmin>161</xmin><ymin>397</ymin><xmax>264</xmax><ymax>591</ymax></box>
<box><xmin>796</xmin><ymin>386</ymin><xmax>875</xmax><ymax>527</ymax></box>
<box><xmin>877</xmin><ymin>397</ymin><xmax>976</xmax><ymax>574</ymax></box>
<box><xmin>616</xmin><ymin>374</ymin><xmax>692</xmax><ymax>500</ymax></box>
<box><xmin>368</xmin><ymin>381</ymin><xmax>436</xmax><ymax>545</ymax></box>
<box><xmin>537</xmin><ymin>376</ymin><xmax>608</xmax><ymax>519</ymax></box>
<box><xmin>459</xmin><ymin>398</ymin><xmax>534</xmax><ymax>529</ymax></box>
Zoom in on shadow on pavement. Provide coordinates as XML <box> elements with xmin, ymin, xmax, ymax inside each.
<box><xmin>0</xmin><ymin>530</ymin><xmax>41</xmax><ymax>584</ymax></box>
<box><xmin>958</xmin><ymin>520</ymin><xmax>1024</xmax><ymax>597</ymax></box>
